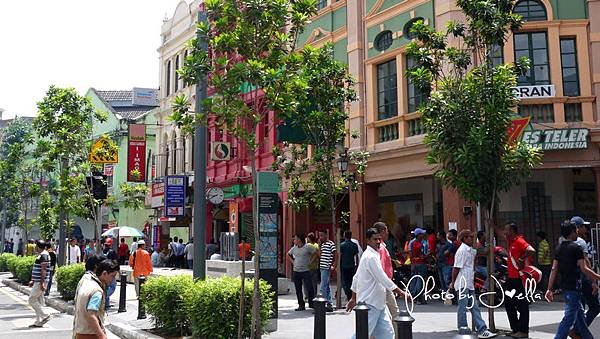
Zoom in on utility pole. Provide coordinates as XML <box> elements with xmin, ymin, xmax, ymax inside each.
<box><xmin>192</xmin><ymin>5</ymin><xmax>208</xmax><ymax>280</ymax></box>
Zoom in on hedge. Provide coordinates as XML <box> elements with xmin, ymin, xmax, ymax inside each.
<box><xmin>6</xmin><ymin>255</ymin><xmax>19</xmax><ymax>278</ymax></box>
<box><xmin>56</xmin><ymin>263</ymin><xmax>85</xmax><ymax>301</ymax></box>
<box><xmin>15</xmin><ymin>256</ymin><xmax>36</xmax><ymax>283</ymax></box>
<box><xmin>140</xmin><ymin>276</ymin><xmax>275</xmax><ymax>338</ymax></box>
<box><xmin>0</xmin><ymin>253</ymin><xmax>16</xmax><ymax>272</ymax></box>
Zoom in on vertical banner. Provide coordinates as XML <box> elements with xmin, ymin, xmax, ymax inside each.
<box><xmin>127</xmin><ymin>124</ymin><xmax>146</xmax><ymax>182</ymax></box>
<box><xmin>152</xmin><ymin>224</ymin><xmax>161</xmax><ymax>250</ymax></box>
<box><xmin>165</xmin><ymin>175</ymin><xmax>186</xmax><ymax>217</ymax></box>
<box><xmin>229</xmin><ymin>201</ymin><xmax>239</xmax><ymax>233</ymax></box>
<box><xmin>257</xmin><ymin>171</ymin><xmax>279</xmax><ymax>322</ymax></box>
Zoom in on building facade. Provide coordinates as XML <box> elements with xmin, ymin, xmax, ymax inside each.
<box><xmin>155</xmin><ymin>1</ymin><xmax>280</xmax><ymax>254</ymax></box>
<box><xmin>86</xmin><ymin>88</ymin><xmax>158</xmax><ymax>238</ymax></box>
<box><xmin>284</xmin><ymin>0</ymin><xmax>600</xmax><ymax>273</ymax></box>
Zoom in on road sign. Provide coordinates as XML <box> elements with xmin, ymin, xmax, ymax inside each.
<box><xmin>89</xmin><ymin>136</ymin><xmax>118</xmax><ymax>164</ymax></box>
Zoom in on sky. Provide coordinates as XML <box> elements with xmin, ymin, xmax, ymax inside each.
<box><xmin>0</xmin><ymin>0</ymin><xmax>186</xmax><ymax>119</ymax></box>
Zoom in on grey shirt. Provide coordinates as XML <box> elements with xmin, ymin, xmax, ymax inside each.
<box><xmin>288</xmin><ymin>244</ymin><xmax>316</xmax><ymax>272</ymax></box>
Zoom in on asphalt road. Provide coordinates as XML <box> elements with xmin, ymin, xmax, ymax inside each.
<box><xmin>0</xmin><ymin>284</ymin><xmax>119</xmax><ymax>339</ymax></box>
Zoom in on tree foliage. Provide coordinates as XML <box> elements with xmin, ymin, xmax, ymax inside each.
<box><xmin>406</xmin><ymin>0</ymin><xmax>542</xmax><ymax>210</ymax></box>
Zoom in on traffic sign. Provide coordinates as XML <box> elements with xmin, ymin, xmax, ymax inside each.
<box><xmin>89</xmin><ymin>136</ymin><xmax>119</xmax><ymax>164</ymax></box>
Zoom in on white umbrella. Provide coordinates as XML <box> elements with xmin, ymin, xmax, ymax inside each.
<box><xmin>101</xmin><ymin>226</ymin><xmax>144</xmax><ymax>238</ymax></box>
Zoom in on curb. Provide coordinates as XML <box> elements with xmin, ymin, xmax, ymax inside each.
<box><xmin>1</xmin><ymin>278</ymin><xmax>75</xmax><ymax>315</ymax></box>
<box><xmin>106</xmin><ymin>322</ymin><xmax>163</xmax><ymax>339</ymax></box>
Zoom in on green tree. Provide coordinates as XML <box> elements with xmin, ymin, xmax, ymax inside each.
<box><xmin>272</xmin><ymin>43</ymin><xmax>367</xmax><ymax>308</ymax></box>
<box><xmin>406</xmin><ymin>0</ymin><xmax>542</xmax><ymax>328</ymax></box>
<box><xmin>171</xmin><ymin>0</ymin><xmax>317</xmax><ymax>336</ymax></box>
<box><xmin>0</xmin><ymin>118</ymin><xmax>33</xmax><ymax>250</ymax></box>
<box><xmin>33</xmin><ymin>86</ymin><xmax>108</xmax><ymax>265</ymax></box>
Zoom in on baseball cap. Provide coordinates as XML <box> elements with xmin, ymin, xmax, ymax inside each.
<box><xmin>570</xmin><ymin>216</ymin><xmax>590</xmax><ymax>226</ymax></box>
<box><xmin>105</xmin><ymin>238</ymin><xmax>113</xmax><ymax>246</ymax></box>
<box><xmin>138</xmin><ymin>240</ymin><xmax>146</xmax><ymax>245</ymax></box>
<box><xmin>414</xmin><ymin>228</ymin><xmax>426</xmax><ymax>235</ymax></box>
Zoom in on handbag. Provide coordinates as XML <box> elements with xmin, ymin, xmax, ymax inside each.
<box><xmin>509</xmin><ymin>251</ymin><xmax>542</xmax><ymax>287</ymax></box>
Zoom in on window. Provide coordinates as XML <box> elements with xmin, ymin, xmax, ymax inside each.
<box><xmin>519</xmin><ymin>104</ymin><xmax>554</xmax><ymax>123</ymax></box>
<box><xmin>514</xmin><ymin>32</ymin><xmax>550</xmax><ymax>86</ymax></box>
<box><xmin>375</xmin><ymin>31</ymin><xmax>393</xmax><ymax>52</ymax></box>
<box><xmin>490</xmin><ymin>44</ymin><xmax>504</xmax><ymax>67</ymax></box>
<box><xmin>403</xmin><ymin>17</ymin><xmax>423</xmax><ymax>40</ymax></box>
<box><xmin>317</xmin><ymin>0</ymin><xmax>327</xmax><ymax>10</ymax></box>
<box><xmin>174</xmin><ymin>55</ymin><xmax>180</xmax><ymax>92</ymax></box>
<box><xmin>514</xmin><ymin>0</ymin><xmax>547</xmax><ymax>22</ymax></box>
<box><xmin>165</xmin><ymin>60</ymin><xmax>171</xmax><ymax>96</ymax></box>
<box><xmin>406</xmin><ymin>57</ymin><xmax>425</xmax><ymax>113</ymax></box>
<box><xmin>376</xmin><ymin>59</ymin><xmax>398</xmax><ymax>120</ymax></box>
<box><xmin>560</xmin><ymin>38</ymin><xmax>580</xmax><ymax>97</ymax></box>
<box><xmin>565</xmin><ymin>103</ymin><xmax>582</xmax><ymax>122</ymax></box>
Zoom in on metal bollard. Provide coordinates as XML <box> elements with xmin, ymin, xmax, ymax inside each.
<box><xmin>118</xmin><ymin>272</ymin><xmax>127</xmax><ymax>313</ymax></box>
<box><xmin>137</xmin><ymin>276</ymin><xmax>146</xmax><ymax>319</ymax></box>
<box><xmin>313</xmin><ymin>294</ymin><xmax>327</xmax><ymax>339</ymax></box>
<box><xmin>393</xmin><ymin>310</ymin><xmax>415</xmax><ymax>339</ymax></box>
<box><xmin>355</xmin><ymin>302</ymin><xmax>370</xmax><ymax>339</ymax></box>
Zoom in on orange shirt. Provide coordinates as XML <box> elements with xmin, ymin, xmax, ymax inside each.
<box><xmin>239</xmin><ymin>243</ymin><xmax>251</xmax><ymax>260</ymax></box>
<box><xmin>129</xmin><ymin>248</ymin><xmax>153</xmax><ymax>277</ymax></box>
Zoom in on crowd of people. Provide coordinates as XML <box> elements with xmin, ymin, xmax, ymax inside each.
<box><xmin>287</xmin><ymin>215</ymin><xmax>599</xmax><ymax>339</ymax></box>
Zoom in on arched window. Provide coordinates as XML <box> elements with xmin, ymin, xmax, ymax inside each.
<box><xmin>374</xmin><ymin>30</ymin><xmax>393</xmax><ymax>52</ymax></box>
<box><xmin>165</xmin><ymin>60</ymin><xmax>171</xmax><ymax>96</ymax></box>
<box><xmin>514</xmin><ymin>0</ymin><xmax>547</xmax><ymax>22</ymax></box>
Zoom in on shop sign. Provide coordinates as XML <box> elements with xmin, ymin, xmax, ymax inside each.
<box><xmin>127</xmin><ymin>124</ymin><xmax>146</xmax><ymax>182</ymax></box>
<box><xmin>522</xmin><ymin>128</ymin><xmax>589</xmax><ymax>150</ymax></box>
<box><xmin>104</xmin><ymin>164</ymin><xmax>114</xmax><ymax>177</ymax></box>
<box><xmin>514</xmin><ymin>85</ymin><xmax>555</xmax><ymax>99</ymax></box>
<box><xmin>151</xmin><ymin>182</ymin><xmax>164</xmax><ymax>208</ymax></box>
<box><xmin>229</xmin><ymin>201</ymin><xmax>239</xmax><ymax>233</ymax></box>
<box><xmin>165</xmin><ymin>175</ymin><xmax>186</xmax><ymax>217</ymax></box>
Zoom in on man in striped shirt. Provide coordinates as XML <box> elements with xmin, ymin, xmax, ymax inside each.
<box><xmin>318</xmin><ymin>231</ymin><xmax>337</xmax><ymax>311</ymax></box>
<box><xmin>28</xmin><ymin>240</ymin><xmax>51</xmax><ymax>327</ymax></box>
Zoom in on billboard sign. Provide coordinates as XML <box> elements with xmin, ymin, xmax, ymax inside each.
<box><xmin>127</xmin><ymin>124</ymin><xmax>146</xmax><ymax>182</ymax></box>
<box><xmin>132</xmin><ymin>87</ymin><xmax>158</xmax><ymax>106</ymax></box>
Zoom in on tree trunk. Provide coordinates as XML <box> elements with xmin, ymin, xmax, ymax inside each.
<box><xmin>250</xmin><ymin>152</ymin><xmax>261</xmax><ymax>339</ymax></box>
<box><xmin>485</xmin><ymin>201</ymin><xmax>497</xmax><ymax>331</ymax></box>
<box><xmin>238</xmin><ymin>239</ymin><xmax>246</xmax><ymax>339</ymax></box>
<box><xmin>0</xmin><ymin>197</ymin><xmax>7</xmax><ymax>254</ymax></box>
<box><xmin>331</xmin><ymin>194</ymin><xmax>342</xmax><ymax>309</ymax></box>
<box><xmin>57</xmin><ymin>158</ymin><xmax>68</xmax><ymax>266</ymax></box>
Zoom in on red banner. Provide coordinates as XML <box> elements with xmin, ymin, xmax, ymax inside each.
<box><xmin>507</xmin><ymin>117</ymin><xmax>531</xmax><ymax>145</ymax></box>
<box><xmin>127</xmin><ymin>124</ymin><xmax>146</xmax><ymax>182</ymax></box>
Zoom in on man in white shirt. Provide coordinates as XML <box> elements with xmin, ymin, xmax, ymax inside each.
<box><xmin>346</xmin><ymin>228</ymin><xmax>409</xmax><ymax>339</ymax></box>
<box><xmin>449</xmin><ymin>229</ymin><xmax>496</xmax><ymax>339</ymax></box>
<box><xmin>68</xmin><ymin>239</ymin><xmax>81</xmax><ymax>264</ymax></box>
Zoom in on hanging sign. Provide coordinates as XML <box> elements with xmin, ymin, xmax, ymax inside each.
<box><xmin>165</xmin><ymin>175</ymin><xmax>186</xmax><ymax>217</ymax></box>
<box><xmin>89</xmin><ymin>136</ymin><xmax>118</xmax><ymax>164</ymax></box>
<box><xmin>127</xmin><ymin>124</ymin><xmax>146</xmax><ymax>182</ymax></box>
<box><xmin>522</xmin><ymin>128</ymin><xmax>589</xmax><ymax>150</ymax></box>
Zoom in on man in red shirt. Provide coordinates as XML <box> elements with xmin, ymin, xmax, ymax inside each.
<box><xmin>502</xmin><ymin>222</ymin><xmax>535</xmax><ymax>338</ymax></box>
<box><xmin>373</xmin><ymin>222</ymin><xmax>399</xmax><ymax>331</ymax></box>
<box><xmin>118</xmin><ymin>238</ymin><xmax>129</xmax><ymax>265</ymax></box>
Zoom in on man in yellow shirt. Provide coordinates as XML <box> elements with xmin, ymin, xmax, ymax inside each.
<box><xmin>536</xmin><ymin>231</ymin><xmax>552</xmax><ymax>292</ymax></box>
<box><xmin>306</xmin><ymin>233</ymin><xmax>320</xmax><ymax>299</ymax></box>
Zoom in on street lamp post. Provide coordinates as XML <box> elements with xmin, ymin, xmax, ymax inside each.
<box><xmin>334</xmin><ymin>149</ymin><xmax>349</xmax><ymax>309</ymax></box>
<box><xmin>192</xmin><ymin>6</ymin><xmax>208</xmax><ymax>280</ymax></box>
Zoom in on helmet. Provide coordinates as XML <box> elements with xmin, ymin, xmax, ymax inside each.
<box><xmin>105</xmin><ymin>238</ymin><xmax>113</xmax><ymax>246</ymax></box>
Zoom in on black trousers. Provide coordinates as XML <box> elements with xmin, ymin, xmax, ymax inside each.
<box><xmin>340</xmin><ymin>267</ymin><xmax>356</xmax><ymax>300</ymax></box>
<box><xmin>293</xmin><ymin>271</ymin><xmax>314</xmax><ymax>308</ymax></box>
<box><xmin>581</xmin><ymin>277</ymin><xmax>600</xmax><ymax>326</ymax></box>
<box><xmin>504</xmin><ymin>278</ymin><xmax>530</xmax><ymax>333</ymax></box>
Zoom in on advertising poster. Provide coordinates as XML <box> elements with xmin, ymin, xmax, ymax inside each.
<box><xmin>165</xmin><ymin>175</ymin><xmax>186</xmax><ymax>217</ymax></box>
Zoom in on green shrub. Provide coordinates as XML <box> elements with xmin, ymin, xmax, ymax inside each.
<box><xmin>15</xmin><ymin>256</ymin><xmax>36</xmax><ymax>284</ymax></box>
<box><xmin>56</xmin><ymin>263</ymin><xmax>85</xmax><ymax>300</ymax></box>
<box><xmin>0</xmin><ymin>253</ymin><xmax>16</xmax><ymax>272</ymax></box>
<box><xmin>6</xmin><ymin>255</ymin><xmax>19</xmax><ymax>278</ymax></box>
<box><xmin>187</xmin><ymin>277</ymin><xmax>274</xmax><ymax>339</ymax></box>
<box><xmin>140</xmin><ymin>275</ymin><xmax>195</xmax><ymax>336</ymax></box>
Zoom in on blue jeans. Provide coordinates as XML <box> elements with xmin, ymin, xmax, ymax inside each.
<box><xmin>410</xmin><ymin>264</ymin><xmax>427</xmax><ymax>298</ymax></box>
<box><xmin>105</xmin><ymin>277</ymin><xmax>117</xmax><ymax>308</ymax></box>
<box><xmin>320</xmin><ymin>269</ymin><xmax>332</xmax><ymax>304</ymax></box>
<box><xmin>555</xmin><ymin>290</ymin><xmax>594</xmax><ymax>339</ymax></box>
<box><xmin>439</xmin><ymin>265</ymin><xmax>452</xmax><ymax>291</ymax></box>
<box><xmin>187</xmin><ymin>259</ymin><xmax>193</xmax><ymax>270</ymax></box>
<box><xmin>351</xmin><ymin>304</ymin><xmax>394</xmax><ymax>339</ymax></box>
<box><xmin>457</xmin><ymin>289</ymin><xmax>487</xmax><ymax>333</ymax></box>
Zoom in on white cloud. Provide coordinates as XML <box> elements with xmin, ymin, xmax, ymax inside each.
<box><xmin>0</xmin><ymin>0</ymin><xmax>186</xmax><ymax>119</ymax></box>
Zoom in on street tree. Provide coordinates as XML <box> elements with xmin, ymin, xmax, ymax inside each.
<box><xmin>170</xmin><ymin>0</ymin><xmax>317</xmax><ymax>336</ymax></box>
<box><xmin>0</xmin><ymin>117</ymin><xmax>32</xmax><ymax>250</ymax></box>
<box><xmin>405</xmin><ymin>0</ymin><xmax>542</xmax><ymax>329</ymax></box>
<box><xmin>34</xmin><ymin>85</ymin><xmax>108</xmax><ymax>265</ymax></box>
<box><xmin>272</xmin><ymin>43</ymin><xmax>367</xmax><ymax>309</ymax></box>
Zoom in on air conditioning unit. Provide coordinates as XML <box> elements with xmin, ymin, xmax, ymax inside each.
<box><xmin>211</xmin><ymin>142</ymin><xmax>231</xmax><ymax>161</ymax></box>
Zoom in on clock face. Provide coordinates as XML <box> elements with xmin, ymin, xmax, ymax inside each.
<box><xmin>206</xmin><ymin>187</ymin><xmax>224</xmax><ymax>204</ymax></box>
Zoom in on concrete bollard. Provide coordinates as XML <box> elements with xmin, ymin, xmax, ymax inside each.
<box><xmin>137</xmin><ymin>276</ymin><xmax>146</xmax><ymax>319</ymax></box>
<box><xmin>355</xmin><ymin>302</ymin><xmax>370</xmax><ymax>339</ymax></box>
<box><xmin>118</xmin><ymin>272</ymin><xmax>127</xmax><ymax>313</ymax></box>
<box><xmin>393</xmin><ymin>310</ymin><xmax>415</xmax><ymax>339</ymax></box>
<box><xmin>313</xmin><ymin>294</ymin><xmax>327</xmax><ymax>339</ymax></box>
